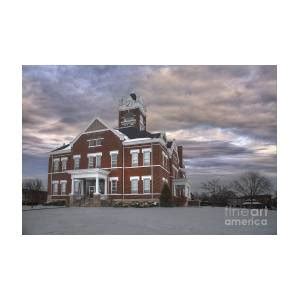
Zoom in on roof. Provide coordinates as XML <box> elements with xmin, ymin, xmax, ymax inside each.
<box><xmin>118</xmin><ymin>127</ymin><xmax>161</xmax><ymax>139</ymax></box>
<box><xmin>51</xmin><ymin>143</ymin><xmax>70</xmax><ymax>152</ymax></box>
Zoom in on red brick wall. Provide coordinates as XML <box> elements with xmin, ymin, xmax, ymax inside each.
<box><xmin>48</xmin><ymin>128</ymin><xmax>183</xmax><ymax>201</ymax></box>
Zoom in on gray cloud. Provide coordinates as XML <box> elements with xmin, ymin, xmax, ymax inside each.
<box><xmin>22</xmin><ymin>65</ymin><xmax>277</xmax><ymax>192</ymax></box>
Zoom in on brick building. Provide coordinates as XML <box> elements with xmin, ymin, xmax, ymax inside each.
<box><xmin>47</xmin><ymin>93</ymin><xmax>191</xmax><ymax>206</ymax></box>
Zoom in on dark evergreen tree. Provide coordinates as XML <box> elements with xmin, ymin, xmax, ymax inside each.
<box><xmin>160</xmin><ymin>183</ymin><xmax>173</xmax><ymax>207</ymax></box>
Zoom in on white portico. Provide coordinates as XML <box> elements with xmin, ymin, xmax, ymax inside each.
<box><xmin>67</xmin><ymin>168</ymin><xmax>110</xmax><ymax>196</ymax></box>
<box><xmin>173</xmin><ymin>178</ymin><xmax>191</xmax><ymax>200</ymax></box>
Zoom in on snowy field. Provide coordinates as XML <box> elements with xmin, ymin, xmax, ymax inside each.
<box><xmin>22</xmin><ymin>207</ymin><xmax>277</xmax><ymax>235</ymax></box>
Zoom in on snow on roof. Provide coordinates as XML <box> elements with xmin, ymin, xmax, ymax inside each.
<box><xmin>117</xmin><ymin>127</ymin><xmax>160</xmax><ymax>139</ymax></box>
<box><xmin>51</xmin><ymin>143</ymin><xmax>71</xmax><ymax>152</ymax></box>
<box><xmin>125</xmin><ymin>137</ymin><xmax>151</xmax><ymax>142</ymax></box>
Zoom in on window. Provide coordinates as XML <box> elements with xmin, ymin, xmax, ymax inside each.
<box><xmin>110</xmin><ymin>151</ymin><xmax>118</xmax><ymax>168</ymax></box>
<box><xmin>74</xmin><ymin>156</ymin><xmax>80</xmax><ymax>170</ymax></box>
<box><xmin>89</xmin><ymin>140</ymin><xmax>95</xmax><ymax>147</ymax></box>
<box><xmin>130</xmin><ymin>177</ymin><xmax>139</xmax><ymax>193</ymax></box>
<box><xmin>131</xmin><ymin>152</ymin><xmax>138</xmax><ymax>166</ymax></box>
<box><xmin>53</xmin><ymin>159</ymin><xmax>59</xmax><ymax>172</ymax></box>
<box><xmin>61</xmin><ymin>158</ymin><xmax>67</xmax><ymax>171</ymax></box>
<box><xmin>88</xmin><ymin>156</ymin><xmax>94</xmax><ymax>168</ymax></box>
<box><xmin>52</xmin><ymin>182</ymin><xmax>58</xmax><ymax>195</ymax></box>
<box><xmin>143</xmin><ymin>151</ymin><xmax>151</xmax><ymax>166</ymax></box>
<box><xmin>111</xmin><ymin>153</ymin><xmax>117</xmax><ymax>167</ymax></box>
<box><xmin>88</xmin><ymin>138</ymin><xmax>102</xmax><ymax>148</ymax></box>
<box><xmin>95</xmin><ymin>155</ymin><xmax>101</xmax><ymax>168</ymax></box>
<box><xmin>61</xmin><ymin>181</ymin><xmax>66</xmax><ymax>195</ymax></box>
<box><xmin>74</xmin><ymin>181</ymin><xmax>81</xmax><ymax>194</ymax></box>
<box><xmin>143</xmin><ymin>178</ymin><xmax>151</xmax><ymax>193</ymax></box>
<box><xmin>111</xmin><ymin>180</ymin><xmax>117</xmax><ymax>194</ymax></box>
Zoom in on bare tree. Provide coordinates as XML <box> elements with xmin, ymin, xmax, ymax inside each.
<box><xmin>232</xmin><ymin>172</ymin><xmax>272</xmax><ymax>199</ymax></box>
<box><xmin>201</xmin><ymin>179</ymin><xmax>235</xmax><ymax>206</ymax></box>
<box><xmin>201</xmin><ymin>179</ymin><xmax>223</xmax><ymax>196</ymax></box>
<box><xmin>22</xmin><ymin>178</ymin><xmax>43</xmax><ymax>191</ymax></box>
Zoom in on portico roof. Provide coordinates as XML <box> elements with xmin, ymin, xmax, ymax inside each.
<box><xmin>67</xmin><ymin>168</ymin><xmax>110</xmax><ymax>179</ymax></box>
<box><xmin>173</xmin><ymin>178</ymin><xmax>191</xmax><ymax>187</ymax></box>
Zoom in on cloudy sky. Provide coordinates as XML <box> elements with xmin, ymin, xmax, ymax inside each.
<box><xmin>22</xmin><ymin>65</ymin><xmax>277</xmax><ymax>192</ymax></box>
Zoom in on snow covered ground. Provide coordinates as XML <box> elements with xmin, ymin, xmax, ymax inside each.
<box><xmin>22</xmin><ymin>207</ymin><xmax>277</xmax><ymax>235</ymax></box>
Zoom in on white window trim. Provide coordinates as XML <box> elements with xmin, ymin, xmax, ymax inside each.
<box><xmin>87</xmin><ymin>138</ymin><xmax>103</xmax><ymax>142</ymax></box>
<box><xmin>88</xmin><ymin>156</ymin><xmax>94</xmax><ymax>168</ymax></box>
<box><xmin>53</xmin><ymin>159</ymin><xmax>60</xmax><ymax>172</ymax></box>
<box><xmin>74</xmin><ymin>156</ymin><xmax>80</xmax><ymax>169</ymax></box>
<box><xmin>87</xmin><ymin>152</ymin><xmax>102</xmax><ymax>157</ymax></box>
<box><xmin>130</xmin><ymin>177</ymin><xmax>139</xmax><ymax>194</ymax></box>
<box><xmin>61</xmin><ymin>157</ymin><xmax>68</xmax><ymax>171</ymax></box>
<box><xmin>142</xmin><ymin>177</ymin><xmax>151</xmax><ymax>193</ymax></box>
<box><xmin>142</xmin><ymin>148</ymin><xmax>152</xmax><ymax>153</ymax></box>
<box><xmin>143</xmin><ymin>150</ymin><xmax>151</xmax><ymax>166</ymax></box>
<box><xmin>52</xmin><ymin>181</ymin><xmax>59</xmax><ymax>195</ymax></box>
<box><xmin>95</xmin><ymin>155</ymin><xmax>101</xmax><ymax>168</ymax></box>
<box><xmin>110</xmin><ymin>151</ymin><xmax>118</xmax><ymax>168</ymax></box>
<box><xmin>60</xmin><ymin>180</ymin><xmax>67</xmax><ymax>195</ymax></box>
<box><xmin>130</xmin><ymin>149</ymin><xmax>140</xmax><ymax>154</ymax></box>
<box><xmin>131</xmin><ymin>151</ymin><xmax>139</xmax><ymax>166</ymax></box>
<box><xmin>111</xmin><ymin>179</ymin><xmax>118</xmax><ymax>193</ymax></box>
<box><xmin>109</xmin><ymin>177</ymin><xmax>119</xmax><ymax>181</ymax></box>
<box><xmin>109</xmin><ymin>150</ymin><xmax>119</xmax><ymax>155</ymax></box>
<box><xmin>88</xmin><ymin>138</ymin><xmax>103</xmax><ymax>148</ymax></box>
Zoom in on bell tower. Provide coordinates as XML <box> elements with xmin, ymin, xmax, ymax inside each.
<box><xmin>118</xmin><ymin>93</ymin><xmax>146</xmax><ymax>131</ymax></box>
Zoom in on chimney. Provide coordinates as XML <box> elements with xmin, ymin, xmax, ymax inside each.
<box><xmin>177</xmin><ymin>146</ymin><xmax>183</xmax><ymax>168</ymax></box>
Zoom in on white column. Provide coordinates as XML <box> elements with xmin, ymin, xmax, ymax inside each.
<box><xmin>81</xmin><ymin>180</ymin><xmax>84</xmax><ymax>196</ymax></box>
<box><xmin>95</xmin><ymin>176</ymin><xmax>99</xmax><ymax>194</ymax></box>
<box><xmin>104</xmin><ymin>178</ymin><xmax>108</xmax><ymax>195</ymax></box>
<box><xmin>70</xmin><ymin>177</ymin><xmax>74</xmax><ymax>195</ymax></box>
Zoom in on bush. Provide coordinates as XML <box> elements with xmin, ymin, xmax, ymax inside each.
<box><xmin>23</xmin><ymin>200</ymin><xmax>40</xmax><ymax>206</ymax></box>
<box><xmin>160</xmin><ymin>183</ymin><xmax>173</xmax><ymax>207</ymax></box>
<box><xmin>113</xmin><ymin>201</ymin><xmax>158</xmax><ymax>208</ymax></box>
<box><xmin>43</xmin><ymin>200</ymin><xmax>66</xmax><ymax>206</ymax></box>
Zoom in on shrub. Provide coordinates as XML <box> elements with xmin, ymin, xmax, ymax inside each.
<box><xmin>159</xmin><ymin>183</ymin><xmax>173</xmax><ymax>207</ymax></box>
<box><xmin>112</xmin><ymin>201</ymin><xmax>158</xmax><ymax>208</ymax></box>
<box><xmin>44</xmin><ymin>200</ymin><xmax>66</xmax><ymax>206</ymax></box>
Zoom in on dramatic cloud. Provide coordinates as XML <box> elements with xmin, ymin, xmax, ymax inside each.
<box><xmin>22</xmin><ymin>65</ymin><xmax>277</xmax><ymax>191</ymax></box>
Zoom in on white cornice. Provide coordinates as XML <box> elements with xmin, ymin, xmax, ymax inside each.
<box><xmin>123</xmin><ymin>137</ymin><xmax>166</xmax><ymax>146</ymax></box>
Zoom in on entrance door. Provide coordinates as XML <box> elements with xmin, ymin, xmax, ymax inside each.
<box><xmin>89</xmin><ymin>186</ymin><xmax>95</xmax><ymax>197</ymax></box>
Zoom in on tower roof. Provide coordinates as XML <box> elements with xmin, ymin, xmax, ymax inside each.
<box><xmin>119</xmin><ymin>93</ymin><xmax>146</xmax><ymax>115</ymax></box>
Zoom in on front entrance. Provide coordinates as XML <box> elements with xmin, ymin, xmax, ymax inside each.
<box><xmin>89</xmin><ymin>186</ymin><xmax>95</xmax><ymax>197</ymax></box>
